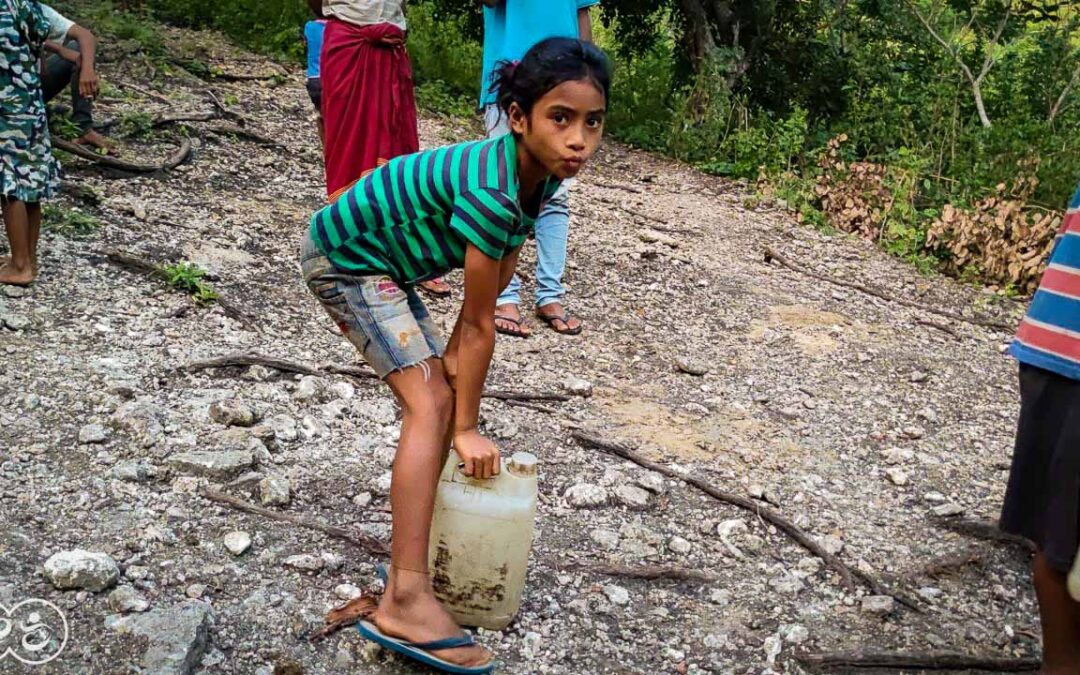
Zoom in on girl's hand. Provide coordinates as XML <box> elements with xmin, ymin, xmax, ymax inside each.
<box><xmin>454</xmin><ymin>429</ymin><xmax>501</xmax><ymax>479</ymax></box>
<box><xmin>79</xmin><ymin>66</ymin><xmax>99</xmax><ymax>99</ymax></box>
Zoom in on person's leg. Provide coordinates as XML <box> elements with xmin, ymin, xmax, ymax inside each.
<box><xmin>0</xmin><ymin>199</ymin><xmax>36</xmax><ymax>285</ymax></box>
<box><xmin>534</xmin><ymin>184</ymin><xmax>582</xmax><ymax>334</ymax></box>
<box><xmin>62</xmin><ymin>41</ymin><xmax>113</xmax><ymax>152</ymax></box>
<box><xmin>1033</xmin><ymin>551</ymin><xmax>1080</xmax><ymax>673</ymax></box>
<box><xmin>373</xmin><ymin>359</ymin><xmax>490</xmax><ymax>668</ymax></box>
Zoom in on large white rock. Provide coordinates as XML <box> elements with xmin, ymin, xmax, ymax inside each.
<box><xmin>564</xmin><ymin>483</ymin><xmax>608</xmax><ymax>508</ymax></box>
<box><xmin>44</xmin><ymin>549</ymin><xmax>120</xmax><ymax>591</ymax></box>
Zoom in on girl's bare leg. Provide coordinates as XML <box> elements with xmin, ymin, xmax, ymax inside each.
<box><xmin>373</xmin><ymin>358</ymin><xmax>491</xmax><ymax>668</ymax></box>
<box><xmin>0</xmin><ymin>199</ymin><xmax>37</xmax><ymax>286</ymax></box>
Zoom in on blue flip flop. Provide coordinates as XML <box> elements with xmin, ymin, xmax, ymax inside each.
<box><xmin>357</xmin><ymin>620</ymin><xmax>495</xmax><ymax>674</ymax></box>
<box><xmin>376</xmin><ymin>563</ymin><xmax>388</xmax><ymax>585</ymax></box>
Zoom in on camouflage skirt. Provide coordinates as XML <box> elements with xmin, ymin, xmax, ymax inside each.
<box><xmin>0</xmin><ymin>4</ymin><xmax>61</xmax><ymax>203</ymax></box>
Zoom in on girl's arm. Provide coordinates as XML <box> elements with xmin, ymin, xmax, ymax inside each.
<box><xmin>65</xmin><ymin>24</ymin><xmax>98</xmax><ymax>98</ymax></box>
<box><xmin>442</xmin><ymin>244</ymin><xmax>521</xmax><ymax>479</ymax></box>
<box><xmin>578</xmin><ymin>7</ymin><xmax>593</xmax><ymax>42</ymax></box>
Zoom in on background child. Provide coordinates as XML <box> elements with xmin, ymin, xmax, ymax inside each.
<box><xmin>299</xmin><ymin>37</ymin><xmax>611</xmax><ymax>674</ymax></box>
<box><xmin>1</xmin><ymin>0</ymin><xmax>61</xmax><ymax>287</ymax></box>
<box><xmin>1001</xmin><ymin>181</ymin><xmax>1080</xmax><ymax>672</ymax></box>
<box><xmin>302</xmin><ymin>17</ymin><xmax>326</xmax><ymax>143</ymax></box>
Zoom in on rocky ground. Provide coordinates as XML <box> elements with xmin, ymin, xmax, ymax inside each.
<box><xmin>0</xmin><ymin>17</ymin><xmax>1042</xmax><ymax>675</ymax></box>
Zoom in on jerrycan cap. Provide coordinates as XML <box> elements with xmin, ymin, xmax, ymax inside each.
<box><xmin>507</xmin><ymin>452</ymin><xmax>538</xmax><ymax>477</ymax></box>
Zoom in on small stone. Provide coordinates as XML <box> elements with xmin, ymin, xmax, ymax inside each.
<box><xmin>111</xmin><ymin>460</ymin><xmax>159</xmax><ymax>483</ymax></box>
<box><xmin>352</xmin><ymin>492</ymin><xmax>373</xmax><ymax>508</ymax></box>
<box><xmin>861</xmin><ymin>595</ymin><xmax>896</xmax><ymax>616</ymax></box>
<box><xmin>917</xmin><ymin>586</ymin><xmax>943</xmax><ymax>601</ymax></box>
<box><xmin>185</xmin><ymin>584</ymin><xmax>207</xmax><ymax>599</ymax></box>
<box><xmin>634</xmin><ymin>473</ymin><xmax>666</xmax><ymax>494</ymax></box>
<box><xmin>3</xmin><ymin>285</ymin><xmax>29</xmax><ymax>298</ymax></box>
<box><xmin>374</xmin><ymin>471</ymin><xmax>393</xmax><ymax>495</ymax></box>
<box><xmin>283</xmin><ymin>554</ymin><xmax>324</xmax><ymax>573</ymax></box>
<box><xmin>108</xmin><ymin>585</ymin><xmax>150</xmax><ymax>613</ymax></box>
<box><xmin>603</xmin><ymin>584</ymin><xmax>630</xmax><ymax>605</ymax></box>
<box><xmin>329</xmin><ymin>381</ymin><xmax>356</xmax><ymax>400</ymax></box>
<box><xmin>564</xmin><ymin>483</ymin><xmax>607</xmax><ymax>508</ymax></box>
<box><xmin>748</xmin><ymin>484</ymin><xmax>766</xmax><ymax>499</ymax></box>
<box><xmin>931</xmin><ymin>503</ymin><xmax>964</xmax><ymax>517</ymax></box>
<box><xmin>885</xmin><ymin>467</ymin><xmax>909</xmax><ymax>486</ymax></box>
<box><xmin>294</xmin><ymin>376</ymin><xmax>324</xmax><ymax>402</ymax></box>
<box><xmin>269</xmin><ymin>415</ymin><xmax>299</xmax><ymax>443</ymax></box>
<box><xmin>924</xmin><ymin>492</ymin><xmax>947</xmax><ymax>503</ymax></box>
<box><xmin>106</xmin><ymin>600</ymin><xmax>213</xmax><ymax>675</ymax></box>
<box><xmin>321</xmin><ymin>552</ymin><xmax>345</xmax><ymax>572</ymax></box>
<box><xmin>675</xmin><ymin>357</ymin><xmax>709</xmax><ymax>376</ymax></box>
<box><xmin>522</xmin><ymin>631</ymin><xmax>542</xmax><ymax>660</ymax></box>
<box><xmin>782</xmin><ymin>624</ymin><xmax>809</xmax><ymax>645</ymax></box>
<box><xmin>223</xmin><ymin>531</ymin><xmax>251</xmax><ymax>556</ymax></box>
<box><xmin>910</xmin><ymin>371</ymin><xmax>930</xmax><ymax>383</ymax></box>
<box><xmin>44</xmin><ymin>549</ymin><xmax>120</xmax><ymax>591</ymax></box>
<box><xmin>668</xmin><ymin>536</ymin><xmax>692</xmax><ymax>555</ymax></box>
<box><xmin>590</xmin><ymin>529</ymin><xmax>620</xmax><ymax>550</ymax></box>
<box><xmin>168</xmin><ymin>450</ymin><xmax>254</xmax><ymax>479</ymax></box>
<box><xmin>769</xmin><ymin>574</ymin><xmax>804</xmax><ymax>594</ymax></box>
<box><xmin>2</xmin><ymin>313</ymin><xmax>30</xmax><ymax>331</ymax></box>
<box><xmin>79</xmin><ymin>423</ymin><xmax>109</xmax><ymax>444</ymax></box>
<box><xmin>709</xmin><ymin>589</ymin><xmax>731</xmax><ymax>605</ymax></box>
<box><xmin>902</xmin><ymin>426</ymin><xmax>926</xmax><ymax>440</ymax></box>
<box><xmin>613</xmin><ymin>484</ymin><xmax>651</xmax><ymax>509</ymax></box>
<box><xmin>259</xmin><ymin>475</ymin><xmax>291</xmax><ymax>506</ymax></box>
<box><xmin>335</xmin><ymin>584</ymin><xmax>362</xmax><ymax>601</ymax></box>
<box><xmin>819</xmin><ymin>535</ymin><xmax>845</xmax><ymax>555</ymax></box>
<box><xmin>563</xmin><ymin>377</ymin><xmax>593</xmax><ymax>398</ymax></box>
<box><xmin>209</xmin><ymin>399</ymin><xmax>256</xmax><ymax>427</ymax></box>
<box><xmin>300</xmin><ymin>415</ymin><xmax>328</xmax><ymax>439</ymax></box>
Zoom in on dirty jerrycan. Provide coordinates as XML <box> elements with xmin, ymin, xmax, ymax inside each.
<box><xmin>428</xmin><ymin>451</ymin><xmax>538</xmax><ymax>630</ymax></box>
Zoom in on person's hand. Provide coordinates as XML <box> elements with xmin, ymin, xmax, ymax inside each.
<box><xmin>79</xmin><ymin>66</ymin><xmax>99</xmax><ymax>99</ymax></box>
<box><xmin>454</xmin><ymin>429</ymin><xmax>500</xmax><ymax>479</ymax></box>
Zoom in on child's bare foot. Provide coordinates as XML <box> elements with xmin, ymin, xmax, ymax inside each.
<box><xmin>374</xmin><ymin>576</ymin><xmax>492</xmax><ymax>669</ymax></box>
<box><xmin>74</xmin><ymin>129</ymin><xmax>117</xmax><ymax>155</ymax></box>
<box><xmin>0</xmin><ymin>261</ymin><xmax>35</xmax><ymax>286</ymax></box>
<box><xmin>0</xmin><ymin>256</ymin><xmax>38</xmax><ymax>276</ymax></box>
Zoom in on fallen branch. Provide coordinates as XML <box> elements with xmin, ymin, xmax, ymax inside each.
<box><xmin>183</xmin><ymin>354</ymin><xmax>571</xmax><ymax>402</ymax></box>
<box><xmin>932</xmin><ymin>517</ymin><xmax>1035</xmax><ymax>552</ymax></box>
<box><xmin>203</xmin><ymin>488</ymin><xmax>388</xmax><ymax>555</ymax></box>
<box><xmin>573</xmin><ymin>430</ymin><xmax>920</xmax><ymax>610</ymax></box>
<box><xmin>210</xmin><ymin>71</ymin><xmax>281</xmax><ymax>82</ymax></box>
<box><xmin>798</xmin><ymin>650</ymin><xmax>1039</xmax><ymax>671</ymax></box>
<box><xmin>205</xmin><ymin>122</ymin><xmax>283</xmax><ymax>148</ymax></box>
<box><xmin>566</xmin><ymin>562</ymin><xmax>717</xmax><ymax>583</ymax></box>
<box><xmin>917</xmin><ymin>319</ymin><xmax>960</xmax><ymax>340</ymax></box>
<box><xmin>920</xmin><ymin>550</ymin><xmax>983</xmax><ymax>578</ymax></box>
<box><xmin>593</xmin><ymin>180</ymin><xmax>643</xmax><ymax>194</ymax></box>
<box><xmin>53</xmin><ymin>137</ymin><xmax>192</xmax><ymax>173</ymax></box>
<box><xmin>153</xmin><ymin>110</ymin><xmax>219</xmax><ymax>127</ymax></box>
<box><xmin>763</xmin><ymin>247</ymin><xmax>1014</xmax><ymax>332</ymax></box>
<box><xmin>503</xmin><ymin>399</ymin><xmax>560</xmax><ymax>414</ymax></box>
<box><xmin>118</xmin><ymin>81</ymin><xmax>172</xmax><ymax>105</ymax></box>
<box><xmin>205</xmin><ymin>90</ymin><xmax>247</xmax><ymax>124</ymax></box>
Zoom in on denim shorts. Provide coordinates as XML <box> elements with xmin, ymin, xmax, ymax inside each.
<box><xmin>299</xmin><ymin>232</ymin><xmax>445</xmax><ymax>379</ymax></box>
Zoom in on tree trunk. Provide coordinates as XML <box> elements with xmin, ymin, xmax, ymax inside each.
<box><xmin>970</xmin><ymin>77</ymin><xmax>993</xmax><ymax>128</ymax></box>
<box><xmin>678</xmin><ymin>0</ymin><xmax>716</xmax><ymax>69</ymax></box>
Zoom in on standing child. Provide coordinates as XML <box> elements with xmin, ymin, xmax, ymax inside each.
<box><xmin>1001</xmin><ymin>181</ymin><xmax>1080</xmax><ymax>672</ymax></box>
<box><xmin>302</xmin><ymin>17</ymin><xmax>326</xmax><ymax>144</ymax></box>
<box><xmin>1</xmin><ymin>0</ymin><xmax>61</xmax><ymax>286</ymax></box>
<box><xmin>299</xmin><ymin>38</ymin><xmax>611</xmax><ymax>673</ymax></box>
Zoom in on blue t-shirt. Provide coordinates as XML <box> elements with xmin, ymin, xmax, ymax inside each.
<box><xmin>479</xmin><ymin>0</ymin><xmax>599</xmax><ymax>107</ymax></box>
<box><xmin>305</xmin><ymin>20</ymin><xmax>327</xmax><ymax>79</ymax></box>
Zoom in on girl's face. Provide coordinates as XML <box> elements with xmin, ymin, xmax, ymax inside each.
<box><xmin>510</xmin><ymin>79</ymin><xmax>606</xmax><ymax>180</ymax></box>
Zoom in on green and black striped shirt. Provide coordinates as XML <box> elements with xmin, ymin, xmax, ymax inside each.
<box><xmin>309</xmin><ymin>133</ymin><xmax>560</xmax><ymax>283</ymax></box>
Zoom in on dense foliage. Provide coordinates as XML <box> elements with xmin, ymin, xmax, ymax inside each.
<box><xmin>93</xmin><ymin>0</ymin><xmax>1080</xmax><ymax>290</ymax></box>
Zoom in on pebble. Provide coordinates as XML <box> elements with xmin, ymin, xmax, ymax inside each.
<box><xmin>885</xmin><ymin>467</ymin><xmax>909</xmax><ymax>486</ymax></box>
<box><xmin>209</xmin><ymin>399</ymin><xmax>257</xmax><ymax>427</ymax></box>
<box><xmin>634</xmin><ymin>472</ymin><xmax>666</xmax><ymax>494</ymax></box>
<box><xmin>819</xmin><ymin>535</ymin><xmax>845</xmax><ymax>555</ymax></box>
<box><xmin>79</xmin><ymin>423</ymin><xmax>109</xmax><ymax>444</ymax></box>
<box><xmin>931</xmin><ymin>502</ymin><xmax>964</xmax><ymax>517</ymax></box>
<box><xmin>352</xmin><ymin>491</ymin><xmax>373</xmax><ymax>508</ymax></box>
<box><xmin>781</xmin><ymin>624</ymin><xmax>809</xmax><ymax>645</ymax></box>
<box><xmin>861</xmin><ymin>595</ymin><xmax>896</xmax><ymax>615</ymax></box>
<box><xmin>590</xmin><ymin>528</ymin><xmax>620</xmax><ymax>550</ymax></box>
<box><xmin>709</xmin><ymin>589</ymin><xmax>731</xmax><ymax>605</ymax></box>
<box><xmin>613</xmin><ymin>484</ymin><xmax>651</xmax><ymax>509</ymax></box>
<box><xmin>603</xmin><ymin>584</ymin><xmax>630</xmax><ymax>605</ymax></box>
<box><xmin>564</xmin><ymin>483</ymin><xmax>608</xmax><ymax>508</ymax></box>
<box><xmin>269</xmin><ymin>415</ymin><xmax>299</xmax><ymax>443</ymax></box>
<box><xmin>223</xmin><ymin>531</ymin><xmax>252</xmax><ymax>556</ymax></box>
<box><xmin>3</xmin><ymin>285</ymin><xmax>29</xmax><ymax>298</ymax></box>
<box><xmin>108</xmin><ymin>585</ymin><xmax>150</xmax><ymax>613</ymax></box>
<box><xmin>2</xmin><ymin>313</ymin><xmax>30</xmax><ymax>331</ymax></box>
<box><xmin>902</xmin><ymin>425</ymin><xmax>926</xmax><ymax>440</ymax></box>
<box><xmin>675</xmin><ymin>356</ymin><xmax>709</xmax><ymax>376</ymax></box>
<box><xmin>562</xmin><ymin>377</ymin><xmax>593</xmax><ymax>398</ymax></box>
<box><xmin>374</xmin><ymin>471</ymin><xmax>393</xmax><ymax>495</ymax></box>
<box><xmin>259</xmin><ymin>475</ymin><xmax>291</xmax><ymax>506</ymax></box>
<box><xmin>668</xmin><ymin>536</ymin><xmax>692</xmax><ymax>555</ymax></box>
<box><xmin>111</xmin><ymin>460</ymin><xmax>159</xmax><ymax>483</ymax></box>
<box><xmin>329</xmin><ymin>381</ymin><xmax>356</xmax><ymax>400</ymax></box>
<box><xmin>185</xmin><ymin>583</ymin><xmax>208</xmax><ymax>599</ymax></box>
<box><xmin>293</xmin><ymin>376</ymin><xmax>324</xmax><ymax>402</ymax></box>
<box><xmin>283</xmin><ymin>554</ymin><xmax>324</xmax><ymax>573</ymax></box>
<box><xmin>168</xmin><ymin>450</ymin><xmax>254</xmax><ymax>479</ymax></box>
<box><xmin>44</xmin><ymin>549</ymin><xmax>120</xmax><ymax>591</ymax></box>
<box><xmin>335</xmin><ymin>584</ymin><xmax>362</xmax><ymax>601</ymax></box>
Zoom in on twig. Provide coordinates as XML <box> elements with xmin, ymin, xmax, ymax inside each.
<box><xmin>205</xmin><ymin>123</ymin><xmax>283</xmax><ymax>148</ymax></box>
<box><xmin>503</xmin><ymin>400</ymin><xmax>560</xmax><ymax>414</ymax></box>
<box><xmin>931</xmin><ymin>517</ymin><xmax>1035</xmax><ymax>552</ymax></box>
<box><xmin>917</xmin><ymin>319</ymin><xmax>960</xmax><ymax>339</ymax></box>
<box><xmin>919</xmin><ymin>550</ymin><xmax>983</xmax><ymax>578</ymax></box>
<box><xmin>322</xmin><ymin>363</ymin><xmax>379</xmax><ymax>380</ymax></box>
<box><xmin>118</xmin><ymin>81</ymin><xmax>172</xmax><ymax>104</ymax></box>
<box><xmin>566</xmin><ymin>562</ymin><xmax>717</xmax><ymax>583</ymax></box>
<box><xmin>203</xmin><ymin>488</ymin><xmax>388</xmax><ymax>555</ymax></box>
<box><xmin>798</xmin><ymin>650</ymin><xmax>1039</xmax><ymax>671</ymax></box>
<box><xmin>153</xmin><ymin>110</ymin><xmax>220</xmax><ymax>126</ymax></box>
<box><xmin>573</xmin><ymin>430</ymin><xmax>921</xmax><ymax>610</ymax></box>
<box><xmin>210</xmin><ymin>71</ymin><xmax>281</xmax><ymax>82</ymax></box>
<box><xmin>484</xmin><ymin>390</ymin><xmax>571</xmax><ymax>403</ymax></box>
<box><xmin>205</xmin><ymin>90</ymin><xmax>247</xmax><ymax>124</ymax></box>
<box><xmin>593</xmin><ymin>180</ymin><xmax>643</xmax><ymax>194</ymax></box>
<box><xmin>53</xmin><ymin>137</ymin><xmax>192</xmax><ymax>173</ymax></box>
<box><xmin>763</xmin><ymin>247</ymin><xmax>1014</xmax><ymax>332</ymax></box>
<box><xmin>308</xmin><ymin>595</ymin><xmax>378</xmax><ymax>642</ymax></box>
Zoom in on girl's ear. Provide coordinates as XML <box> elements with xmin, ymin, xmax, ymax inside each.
<box><xmin>508</xmin><ymin>102</ymin><xmax>528</xmax><ymax>136</ymax></box>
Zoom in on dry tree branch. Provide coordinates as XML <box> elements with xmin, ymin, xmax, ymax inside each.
<box><xmin>53</xmin><ymin>137</ymin><xmax>192</xmax><ymax>173</ymax></box>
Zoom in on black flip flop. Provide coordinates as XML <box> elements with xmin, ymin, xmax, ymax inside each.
<box><xmin>494</xmin><ymin>314</ymin><xmax>530</xmax><ymax>338</ymax></box>
<box><xmin>536</xmin><ymin>311</ymin><xmax>583</xmax><ymax>336</ymax></box>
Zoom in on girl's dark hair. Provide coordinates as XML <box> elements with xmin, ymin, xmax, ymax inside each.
<box><xmin>491</xmin><ymin>37</ymin><xmax>612</xmax><ymax>116</ymax></box>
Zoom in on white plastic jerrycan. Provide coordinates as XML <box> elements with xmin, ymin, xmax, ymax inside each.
<box><xmin>428</xmin><ymin>451</ymin><xmax>539</xmax><ymax>631</ymax></box>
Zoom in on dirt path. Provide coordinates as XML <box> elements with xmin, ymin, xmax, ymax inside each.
<box><xmin>0</xmin><ymin>24</ymin><xmax>1037</xmax><ymax>675</ymax></box>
